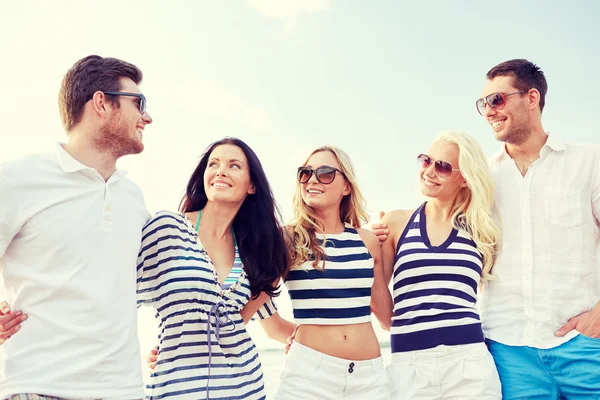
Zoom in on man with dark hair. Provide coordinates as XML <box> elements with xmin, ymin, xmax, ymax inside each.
<box><xmin>476</xmin><ymin>58</ymin><xmax>600</xmax><ymax>398</ymax></box>
<box><xmin>0</xmin><ymin>55</ymin><xmax>152</xmax><ymax>400</ymax></box>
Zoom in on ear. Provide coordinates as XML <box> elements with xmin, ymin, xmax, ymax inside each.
<box><xmin>459</xmin><ymin>178</ymin><xmax>468</xmax><ymax>188</ymax></box>
<box><xmin>527</xmin><ymin>88</ymin><xmax>541</xmax><ymax>112</ymax></box>
<box><xmin>342</xmin><ymin>182</ymin><xmax>351</xmax><ymax>196</ymax></box>
<box><xmin>247</xmin><ymin>183</ymin><xmax>256</xmax><ymax>195</ymax></box>
<box><xmin>91</xmin><ymin>91</ymin><xmax>110</xmax><ymax>117</ymax></box>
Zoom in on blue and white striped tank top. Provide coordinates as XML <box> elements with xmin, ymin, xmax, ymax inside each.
<box><xmin>284</xmin><ymin>225</ymin><xmax>374</xmax><ymax>325</ymax></box>
<box><xmin>391</xmin><ymin>203</ymin><xmax>485</xmax><ymax>353</ymax></box>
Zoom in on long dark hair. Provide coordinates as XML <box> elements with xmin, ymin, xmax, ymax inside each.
<box><xmin>179</xmin><ymin>137</ymin><xmax>288</xmax><ymax>299</ymax></box>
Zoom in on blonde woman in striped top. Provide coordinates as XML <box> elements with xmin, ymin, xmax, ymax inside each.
<box><xmin>257</xmin><ymin>145</ymin><xmax>394</xmax><ymax>400</ymax></box>
<box><xmin>375</xmin><ymin>132</ymin><xmax>502</xmax><ymax>399</ymax></box>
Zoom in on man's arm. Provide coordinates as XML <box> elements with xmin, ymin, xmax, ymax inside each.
<box><xmin>555</xmin><ymin>301</ymin><xmax>600</xmax><ymax>338</ymax></box>
<box><xmin>0</xmin><ymin>168</ymin><xmax>28</xmax><ymax>342</ymax></box>
<box><xmin>555</xmin><ymin>148</ymin><xmax>600</xmax><ymax>338</ymax></box>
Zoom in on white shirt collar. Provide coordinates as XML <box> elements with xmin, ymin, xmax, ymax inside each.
<box><xmin>54</xmin><ymin>142</ymin><xmax>128</xmax><ymax>180</ymax></box>
<box><xmin>490</xmin><ymin>132</ymin><xmax>564</xmax><ymax>164</ymax></box>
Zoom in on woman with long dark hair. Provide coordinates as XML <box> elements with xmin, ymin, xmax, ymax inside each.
<box><xmin>137</xmin><ymin>137</ymin><xmax>288</xmax><ymax>399</ymax></box>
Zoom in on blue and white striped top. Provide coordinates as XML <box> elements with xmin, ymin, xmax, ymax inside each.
<box><xmin>137</xmin><ymin>211</ymin><xmax>267</xmax><ymax>400</ymax></box>
<box><xmin>284</xmin><ymin>225</ymin><xmax>374</xmax><ymax>325</ymax></box>
<box><xmin>391</xmin><ymin>203</ymin><xmax>485</xmax><ymax>353</ymax></box>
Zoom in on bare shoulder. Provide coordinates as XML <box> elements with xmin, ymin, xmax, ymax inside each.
<box><xmin>381</xmin><ymin>209</ymin><xmax>416</xmax><ymax>230</ymax></box>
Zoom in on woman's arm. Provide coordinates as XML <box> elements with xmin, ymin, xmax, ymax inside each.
<box><xmin>258</xmin><ymin>312</ymin><xmax>296</xmax><ymax>344</ymax></box>
<box><xmin>379</xmin><ymin>210</ymin><xmax>413</xmax><ymax>286</ymax></box>
<box><xmin>241</xmin><ymin>290</ymin><xmax>275</xmax><ymax>324</ymax></box>
<box><xmin>243</xmin><ymin>295</ymin><xmax>296</xmax><ymax>344</ymax></box>
<box><xmin>358</xmin><ymin>228</ymin><xmax>394</xmax><ymax>331</ymax></box>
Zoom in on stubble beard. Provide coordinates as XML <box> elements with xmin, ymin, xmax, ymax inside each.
<box><xmin>95</xmin><ymin>116</ymin><xmax>144</xmax><ymax>159</ymax></box>
<box><xmin>496</xmin><ymin>113</ymin><xmax>531</xmax><ymax>146</ymax></box>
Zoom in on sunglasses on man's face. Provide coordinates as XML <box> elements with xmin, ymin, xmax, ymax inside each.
<box><xmin>103</xmin><ymin>91</ymin><xmax>147</xmax><ymax>114</ymax></box>
<box><xmin>475</xmin><ymin>90</ymin><xmax>526</xmax><ymax>116</ymax></box>
<box><xmin>417</xmin><ymin>154</ymin><xmax>459</xmax><ymax>179</ymax></box>
<box><xmin>297</xmin><ymin>166</ymin><xmax>344</xmax><ymax>184</ymax></box>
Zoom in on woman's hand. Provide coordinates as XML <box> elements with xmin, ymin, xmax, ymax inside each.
<box><xmin>0</xmin><ymin>301</ymin><xmax>27</xmax><ymax>344</ymax></box>
<box><xmin>146</xmin><ymin>346</ymin><xmax>159</xmax><ymax>370</ymax></box>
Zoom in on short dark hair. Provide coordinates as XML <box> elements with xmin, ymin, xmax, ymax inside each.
<box><xmin>487</xmin><ymin>59</ymin><xmax>548</xmax><ymax>113</ymax></box>
<box><xmin>180</xmin><ymin>137</ymin><xmax>289</xmax><ymax>299</ymax></box>
<box><xmin>59</xmin><ymin>55</ymin><xmax>143</xmax><ymax>131</ymax></box>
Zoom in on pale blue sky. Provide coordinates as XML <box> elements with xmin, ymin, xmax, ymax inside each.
<box><xmin>1</xmin><ymin>0</ymin><xmax>599</xmax><ymax>355</ymax></box>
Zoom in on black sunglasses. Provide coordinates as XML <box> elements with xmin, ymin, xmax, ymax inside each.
<box><xmin>475</xmin><ymin>90</ymin><xmax>526</xmax><ymax>116</ymax></box>
<box><xmin>103</xmin><ymin>92</ymin><xmax>147</xmax><ymax>114</ymax></box>
<box><xmin>417</xmin><ymin>154</ymin><xmax>459</xmax><ymax>179</ymax></box>
<box><xmin>297</xmin><ymin>166</ymin><xmax>344</xmax><ymax>184</ymax></box>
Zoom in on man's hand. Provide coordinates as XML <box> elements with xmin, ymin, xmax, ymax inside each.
<box><xmin>555</xmin><ymin>302</ymin><xmax>600</xmax><ymax>338</ymax></box>
<box><xmin>371</xmin><ymin>211</ymin><xmax>389</xmax><ymax>243</ymax></box>
<box><xmin>0</xmin><ymin>301</ymin><xmax>27</xmax><ymax>344</ymax></box>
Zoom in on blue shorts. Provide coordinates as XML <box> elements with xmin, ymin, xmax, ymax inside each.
<box><xmin>486</xmin><ymin>334</ymin><xmax>600</xmax><ymax>399</ymax></box>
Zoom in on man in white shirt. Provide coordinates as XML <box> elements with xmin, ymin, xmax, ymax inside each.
<box><xmin>0</xmin><ymin>55</ymin><xmax>153</xmax><ymax>400</ymax></box>
<box><xmin>475</xmin><ymin>59</ymin><xmax>600</xmax><ymax>399</ymax></box>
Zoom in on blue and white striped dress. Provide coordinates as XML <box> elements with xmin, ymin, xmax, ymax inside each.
<box><xmin>137</xmin><ymin>211</ymin><xmax>266</xmax><ymax>400</ymax></box>
<box><xmin>391</xmin><ymin>203</ymin><xmax>485</xmax><ymax>352</ymax></box>
<box><xmin>284</xmin><ymin>225</ymin><xmax>374</xmax><ymax>325</ymax></box>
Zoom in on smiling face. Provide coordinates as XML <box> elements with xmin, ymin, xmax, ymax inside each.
<box><xmin>97</xmin><ymin>77</ymin><xmax>153</xmax><ymax>157</ymax></box>
<box><xmin>202</xmin><ymin>144</ymin><xmax>255</xmax><ymax>205</ymax></box>
<box><xmin>481</xmin><ymin>75</ymin><xmax>531</xmax><ymax>145</ymax></box>
<box><xmin>419</xmin><ymin>139</ymin><xmax>466</xmax><ymax>201</ymax></box>
<box><xmin>299</xmin><ymin>150</ymin><xmax>350</xmax><ymax>212</ymax></box>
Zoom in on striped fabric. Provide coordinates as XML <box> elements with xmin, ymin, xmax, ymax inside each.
<box><xmin>4</xmin><ymin>395</ymin><xmax>140</xmax><ymax>400</ymax></box>
<box><xmin>4</xmin><ymin>396</ymin><xmax>140</xmax><ymax>400</ymax></box>
<box><xmin>252</xmin><ymin>297</ymin><xmax>278</xmax><ymax>321</ymax></box>
<box><xmin>391</xmin><ymin>203</ymin><xmax>485</xmax><ymax>353</ymax></box>
<box><xmin>284</xmin><ymin>225</ymin><xmax>374</xmax><ymax>325</ymax></box>
<box><xmin>6</xmin><ymin>395</ymin><xmax>66</xmax><ymax>400</ymax></box>
<box><xmin>137</xmin><ymin>211</ymin><xmax>266</xmax><ymax>400</ymax></box>
<box><xmin>222</xmin><ymin>264</ymin><xmax>243</xmax><ymax>290</ymax></box>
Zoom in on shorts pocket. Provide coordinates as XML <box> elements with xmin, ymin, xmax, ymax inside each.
<box><xmin>462</xmin><ymin>344</ymin><xmax>495</xmax><ymax>381</ymax></box>
<box><xmin>544</xmin><ymin>186</ymin><xmax>582</xmax><ymax>228</ymax></box>
<box><xmin>576</xmin><ymin>331</ymin><xmax>600</xmax><ymax>344</ymax></box>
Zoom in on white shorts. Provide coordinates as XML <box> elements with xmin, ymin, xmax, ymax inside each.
<box><xmin>275</xmin><ymin>341</ymin><xmax>389</xmax><ymax>400</ymax></box>
<box><xmin>387</xmin><ymin>342</ymin><xmax>501</xmax><ymax>400</ymax></box>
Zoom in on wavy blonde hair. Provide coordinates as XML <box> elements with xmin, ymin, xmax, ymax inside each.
<box><xmin>436</xmin><ymin>131</ymin><xmax>501</xmax><ymax>281</ymax></box>
<box><xmin>289</xmin><ymin>146</ymin><xmax>369</xmax><ymax>270</ymax></box>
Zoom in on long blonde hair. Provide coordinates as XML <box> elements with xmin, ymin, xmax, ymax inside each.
<box><xmin>289</xmin><ymin>146</ymin><xmax>369</xmax><ymax>270</ymax></box>
<box><xmin>437</xmin><ymin>131</ymin><xmax>501</xmax><ymax>281</ymax></box>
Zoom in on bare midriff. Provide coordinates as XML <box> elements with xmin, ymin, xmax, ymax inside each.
<box><xmin>294</xmin><ymin>322</ymin><xmax>381</xmax><ymax>360</ymax></box>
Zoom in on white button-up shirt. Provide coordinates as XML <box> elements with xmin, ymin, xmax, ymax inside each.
<box><xmin>0</xmin><ymin>144</ymin><xmax>150</xmax><ymax>399</ymax></box>
<box><xmin>479</xmin><ymin>134</ymin><xmax>600</xmax><ymax>349</ymax></box>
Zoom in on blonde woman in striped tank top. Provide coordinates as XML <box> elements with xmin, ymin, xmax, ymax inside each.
<box><xmin>255</xmin><ymin>145</ymin><xmax>394</xmax><ymax>399</ymax></box>
<box><xmin>374</xmin><ymin>132</ymin><xmax>502</xmax><ymax>399</ymax></box>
